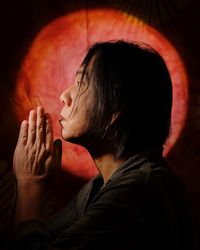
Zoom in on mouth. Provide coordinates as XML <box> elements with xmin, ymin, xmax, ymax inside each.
<box><xmin>59</xmin><ymin>119</ymin><xmax>63</xmax><ymax>128</ymax></box>
<box><xmin>59</xmin><ymin>115</ymin><xmax>64</xmax><ymax>127</ymax></box>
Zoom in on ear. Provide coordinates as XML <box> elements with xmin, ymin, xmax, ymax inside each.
<box><xmin>105</xmin><ymin>112</ymin><xmax>120</xmax><ymax>133</ymax></box>
<box><xmin>110</xmin><ymin>112</ymin><xmax>120</xmax><ymax>125</ymax></box>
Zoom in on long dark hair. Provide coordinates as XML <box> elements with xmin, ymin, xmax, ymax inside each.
<box><xmin>80</xmin><ymin>40</ymin><xmax>172</xmax><ymax>159</ymax></box>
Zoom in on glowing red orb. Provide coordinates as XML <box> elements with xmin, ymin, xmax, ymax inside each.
<box><xmin>14</xmin><ymin>8</ymin><xmax>188</xmax><ymax>179</ymax></box>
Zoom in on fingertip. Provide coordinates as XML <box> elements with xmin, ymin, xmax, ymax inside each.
<box><xmin>30</xmin><ymin>109</ymin><xmax>36</xmax><ymax>113</ymax></box>
<box><xmin>21</xmin><ymin>120</ymin><xmax>28</xmax><ymax>127</ymax></box>
<box><xmin>37</xmin><ymin>106</ymin><xmax>44</xmax><ymax>112</ymax></box>
<box><xmin>29</xmin><ymin>109</ymin><xmax>36</xmax><ymax>119</ymax></box>
<box><xmin>54</xmin><ymin>139</ymin><xmax>62</xmax><ymax>148</ymax></box>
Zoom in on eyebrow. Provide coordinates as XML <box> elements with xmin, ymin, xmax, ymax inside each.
<box><xmin>76</xmin><ymin>69</ymin><xmax>89</xmax><ymax>81</ymax></box>
<box><xmin>76</xmin><ymin>70</ymin><xmax>83</xmax><ymax>76</ymax></box>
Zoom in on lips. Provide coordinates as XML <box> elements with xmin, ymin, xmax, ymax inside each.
<box><xmin>59</xmin><ymin>114</ymin><xmax>65</xmax><ymax>127</ymax></box>
<box><xmin>59</xmin><ymin>115</ymin><xmax>70</xmax><ymax>126</ymax></box>
<box><xmin>58</xmin><ymin>119</ymin><xmax>63</xmax><ymax>128</ymax></box>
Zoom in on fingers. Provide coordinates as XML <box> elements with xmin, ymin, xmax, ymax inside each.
<box><xmin>45</xmin><ymin>113</ymin><xmax>53</xmax><ymax>153</ymax></box>
<box><xmin>27</xmin><ymin>110</ymin><xmax>37</xmax><ymax>145</ymax></box>
<box><xmin>14</xmin><ymin>106</ymin><xmax>58</xmax><ymax>183</ymax></box>
<box><xmin>24</xmin><ymin>106</ymin><xmax>54</xmax><ymax>154</ymax></box>
<box><xmin>36</xmin><ymin>106</ymin><xmax>45</xmax><ymax>145</ymax></box>
<box><xmin>41</xmin><ymin>139</ymin><xmax>61</xmax><ymax>179</ymax></box>
<box><xmin>54</xmin><ymin>139</ymin><xmax>62</xmax><ymax>171</ymax></box>
<box><xmin>26</xmin><ymin>107</ymin><xmax>47</xmax><ymax>147</ymax></box>
<box><xmin>17</xmin><ymin>120</ymin><xmax>28</xmax><ymax>146</ymax></box>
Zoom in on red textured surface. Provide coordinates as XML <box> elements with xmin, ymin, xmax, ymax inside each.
<box><xmin>14</xmin><ymin>8</ymin><xmax>188</xmax><ymax>180</ymax></box>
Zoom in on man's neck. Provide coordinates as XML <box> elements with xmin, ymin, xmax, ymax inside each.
<box><xmin>93</xmin><ymin>154</ymin><xmax>125</xmax><ymax>184</ymax></box>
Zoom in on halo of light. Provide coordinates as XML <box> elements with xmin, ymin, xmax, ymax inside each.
<box><xmin>14</xmin><ymin>8</ymin><xmax>188</xmax><ymax>178</ymax></box>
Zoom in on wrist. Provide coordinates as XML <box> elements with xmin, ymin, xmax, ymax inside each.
<box><xmin>15</xmin><ymin>181</ymin><xmax>46</xmax><ymax>224</ymax></box>
<box><xmin>16</xmin><ymin>175</ymin><xmax>47</xmax><ymax>186</ymax></box>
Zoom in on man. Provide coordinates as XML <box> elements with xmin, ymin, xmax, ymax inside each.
<box><xmin>13</xmin><ymin>41</ymin><xmax>194</xmax><ymax>249</ymax></box>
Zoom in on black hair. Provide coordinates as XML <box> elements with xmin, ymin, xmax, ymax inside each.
<box><xmin>81</xmin><ymin>40</ymin><xmax>172</xmax><ymax>159</ymax></box>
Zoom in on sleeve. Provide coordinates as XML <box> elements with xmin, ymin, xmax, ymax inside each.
<box><xmin>13</xmin><ymin>178</ymin><xmax>148</xmax><ymax>250</ymax></box>
<box><xmin>46</xmin><ymin>198</ymin><xmax>79</xmax><ymax>239</ymax></box>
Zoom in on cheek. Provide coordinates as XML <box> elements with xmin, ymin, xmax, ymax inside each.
<box><xmin>62</xmin><ymin>87</ymin><xmax>93</xmax><ymax>133</ymax></box>
<box><xmin>76</xmin><ymin>98</ymin><xmax>92</xmax><ymax>128</ymax></box>
<box><xmin>75</xmin><ymin>105</ymin><xmax>89</xmax><ymax>128</ymax></box>
<box><xmin>66</xmin><ymin>104</ymin><xmax>89</xmax><ymax>131</ymax></box>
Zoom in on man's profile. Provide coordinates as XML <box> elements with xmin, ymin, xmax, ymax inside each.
<box><xmin>13</xmin><ymin>40</ymin><xmax>194</xmax><ymax>250</ymax></box>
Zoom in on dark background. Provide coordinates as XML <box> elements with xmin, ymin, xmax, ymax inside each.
<box><xmin>0</xmin><ymin>0</ymin><xmax>200</xmax><ymax>245</ymax></box>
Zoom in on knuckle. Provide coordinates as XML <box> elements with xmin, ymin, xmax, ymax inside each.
<box><xmin>39</xmin><ymin>145</ymin><xmax>49</xmax><ymax>155</ymax></box>
<box><xmin>24</xmin><ymin>144</ymin><xmax>29</xmax><ymax>152</ymax></box>
<box><xmin>37</xmin><ymin>124</ymin><xmax>43</xmax><ymax>131</ymax></box>
<box><xmin>46</xmin><ymin>129</ymin><xmax>51</xmax><ymax>135</ymax></box>
<box><xmin>45</xmin><ymin>148</ymin><xmax>51</xmax><ymax>156</ymax></box>
<box><xmin>30</xmin><ymin>127</ymin><xmax>36</xmax><ymax>133</ymax></box>
<box><xmin>44</xmin><ymin>146</ymin><xmax>50</xmax><ymax>155</ymax></box>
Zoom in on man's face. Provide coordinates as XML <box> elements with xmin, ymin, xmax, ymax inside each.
<box><xmin>59</xmin><ymin>65</ymin><xmax>92</xmax><ymax>141</ymax></box>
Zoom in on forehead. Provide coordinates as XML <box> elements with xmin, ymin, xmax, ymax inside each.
<box><xmin>75</xmin><ymin>54</ymin><xmax>97</xmax><ymax>86</ymax></box>
<box><xmin>76</xmin><ymin>66</ymin><xmax>85</xmax><ymax>77</ymax></box>
<box><xmin>75</xmin><ymin>64</ymin><xmax>90</xmax><ymax>82</ymax></box>
<box><xmin>77</xmin><ymin>54</ymin><xmax>96</xmax><ymax>75</ymax></box>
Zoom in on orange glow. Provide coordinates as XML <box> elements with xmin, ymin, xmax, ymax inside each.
<box><xmin>14</xmin><ymin>8</ymin><xmax>188</xmax><ymax>179</ymax></box>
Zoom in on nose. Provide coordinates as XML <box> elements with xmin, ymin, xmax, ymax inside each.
<box><xmin>60</xmin><ymin>88</ymin><xmax>72</xmax><ymax>106</ymax></box>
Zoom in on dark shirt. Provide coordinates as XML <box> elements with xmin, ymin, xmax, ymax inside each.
<box><xmin>14</xmin><ymin>147</ymin><xmax>195</xmax><ymax>250</ymax></box>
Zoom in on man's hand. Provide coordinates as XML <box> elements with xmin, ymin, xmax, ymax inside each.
<box><xmin>13</xmin><ymin>106</ymin><xmax>62</xmax><ymax>223</ymax></box>
<box><xmin>13</xmin><ymin>106</ymin><xmax>62</xmax><ymax>184</ymax></box>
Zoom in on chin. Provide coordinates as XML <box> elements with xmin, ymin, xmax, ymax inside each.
<box><xmin>61</xmin><ymin>130</ymin><xmax>72</xmax><ymax>141</ymax></box>
<box><xmin>61</xmin><ymin>131</ymin><xmax>88</xmax><ymax>147</ymax></box>
<box><xmin>61</xmin><ymin>129</ymin><xmax>82</xmax><ymax>143</ymax></box>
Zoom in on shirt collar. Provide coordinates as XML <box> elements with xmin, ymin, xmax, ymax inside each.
<box><xmin>109</xmin><ymin>146</ymin><xmax>164</xmax><ymax>181</ymax></box>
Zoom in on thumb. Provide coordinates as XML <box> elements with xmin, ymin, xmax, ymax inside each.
<box><xmin>54</xmin><ymin>139</ymin><xmax>62</xmax><ymax>171</ymax></box>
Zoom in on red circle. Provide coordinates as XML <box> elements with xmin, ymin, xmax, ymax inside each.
<box><xmin>14</xmin><ymin>8</ymin><xmax>188</xmax><ymax>179</ymax></box>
